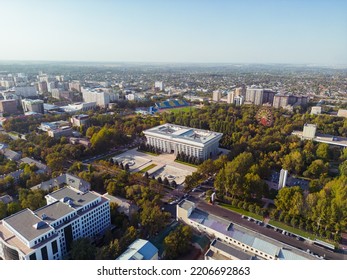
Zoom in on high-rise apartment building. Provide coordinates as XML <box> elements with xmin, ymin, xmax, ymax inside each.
<box><xmin>212</xmin><ymin>90</ymin><xmax>222</xmax><ymax>102</ymax></box>
<box><xmin>81</xmin><ymin>88</ymin><xmax>117</xmax><ymax>107</ymax></box>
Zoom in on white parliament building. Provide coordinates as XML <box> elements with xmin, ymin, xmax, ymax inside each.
<box><xmin>0</xmin><ymin>186</ymin><xmax>111</xmax><ymax>260</ymax></box>
<box><xmin>143</xmin><ymin>123</ymin><xmax>223</xmax><ymax>160</ymax></box>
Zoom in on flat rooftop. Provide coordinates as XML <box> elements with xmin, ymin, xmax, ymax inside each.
<box><xmin>178</xmin><ymin>200</ymin><xmax>195</xmax><ymax>211</ymax></box>
<box><xmin>144</xmin><ymin>123</ymin><xmax>223</xmax><ymax>145</ymax></box>
<box><xmin>33</xmin><ymin>173</ymin><xmax>90</xmax><ymax>192</ymax></box>
<box><xmin>210</xmin><ymin>239</ymin><xmax>255</xmax><ymax>260</ymax></box>
<box><xmin>35</xmin><ymin>201</ymin><xmax>75</xmax><ymax>224</ymax></box>
<box><xmin>182</xmin><ymin>203</ymin><xmax>315</xmax><ymax>260</ymax></box>
<box><xmin>3</xmin><ymin>209</ymin><xmax>52</xmax><ymax>242</ymax></box>
<box><xmin>48</xmin><ymin>187</ymin><xmax>99</xmax><ymax>209</ymax></box>
<box><xmin>292</xmin><ymin>131</ymin><xmax>347</xmax><ymax>147</ymax></box>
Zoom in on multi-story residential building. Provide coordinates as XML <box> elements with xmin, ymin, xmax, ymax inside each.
<box><xmin>246</xmin><ymin>87</ymin><xmax>276</xmax><ymax>106</ymax></box>
<box><xmin>245</xmin><ymin>87</ymin><xmax>263</xmax><ymax>105</ymax></box>
<box><xmin>273</xmin><ymin>94</ymin><xmax>308</xmax><ymax>109</ymax></box>
<box><xmin>14</xmin><ymin>87</ymin><xmax>38</xmax><ymax>98</ymax></box>
<box><xmin>21</xmin><ymin>99</ymin><xmax>44</xmax><ymax>114</ymax></box>
<box><xmin>227</xmin><ymin>91</ymin><xmax>234</xmax><ymax>104</ymax></box>
<box><xmin>0</xmin><ymin>99</ymin><xmax>18</xmax><ymax>115</ymax></box>
<box><xmin>69</xmin><ymin>81</ymin><xmax>81</xmax><ymax>92</ymax></box>
<box><xmin>227</xmin><ymin>91</ymin><xmax>244</xmax><ymax>106</ymax></box>
<box><xmin>143</xmin><ymin>123</ymin><xmax>222</xmax><ymax>160</ymax></box>
<box><xmin>212</xmin><ymin>90</ymin><xmax>222</xmax><ymax>102</ymax></box>
<box><xmin>0</xmin><ymin>185</ymin><xmax>111</xmax><ymax>260</ymax></box>
<box><xmin>81</xmin><ymin>88</ymin><xmax>117</xmax><ymax>107</ymax></box>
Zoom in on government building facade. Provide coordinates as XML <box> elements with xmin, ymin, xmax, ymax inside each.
<box><xmin>143</xmin><ymin>123</ymin><xmax>223</xmax><ymax>160</ymax></box>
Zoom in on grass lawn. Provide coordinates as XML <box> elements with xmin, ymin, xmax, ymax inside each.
<box><xmin>168</xmin><ymin>106</ymin><xmax>195</xmax><ymax>113</ymax></box>
<box><xmin>139</xmin><ymin>163</ymin><xmax>157</xmax><ymax>173</ymax></box>
<box><xmin>174</xmin><ymin>159</ymin><xmax>198</xmax><ymax>167</ymax></box>
<box><xmin>218</xmin><ymin>203</ymin><xmax>263</xmax><ymax>221</ymax></box>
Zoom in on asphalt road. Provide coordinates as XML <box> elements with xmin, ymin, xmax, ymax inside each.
<box><xmin>167</xmin><ymin>189</ymin><xmax>346</xmax><ymax>260</ymax></box>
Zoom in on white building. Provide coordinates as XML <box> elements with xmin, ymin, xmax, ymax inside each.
<box><xmin>303</xmin><ymin>124</ymin><xmax>317</xmax><ymax>139</ymax></box>
<box><xmin>337</xmin><ymin>109</ymin><xmax>347</xmax><ymax>118</ymax></box>
<box><xmin>116</xmin><ymin>239</ymin><xmax>158</xmax><ymax>260</ymax></box>
<box><xmin>154</xmin><ymin>81</ymin><xmax>164</xmax><ymax>91</ymax></box>
<box><xmin>311</xmin><ymin>106</ymin><xmax>322</xmax><ymax>115</ymax></box>
<box><xmin>21</xmin><ymin>99</ymin><xmax>44</xmax><ymax>114</ymax></box>
<box><xmin>0</xmin><ymin>185</ymin><xmax>111</xmax><ymax>260</ymax></box>
<box><xmin>212</xmin><ymin>90</ymin><xmax>222</xmax><ymax>102</ymax></box>
<box><xmin>177</xmin><ymin>200</ymin><xmax>315</xmax><ymax>260</ymax></box>
<box><xmin>81</xmin><ymin>88</ymin><xmax>117</xmax><ymax>107</ymax></box>
<box><xmin>143</xmin><ymin>123</ymin><xmax>223</xmax><ymax>160</ymax></box>
<box><xmin>227</xmin><ymin>91</ymin><xmax>234</xmax><ymax>104</ymax></box>
<box><xmin>60</xmin><ymin>102</ymin><xmax>96</xmax><ymax>113</ymax></box>
<box><xmin>278</xmin><ymin>169</ymin><xmax>288</xmax><ymax>189</ymax></box>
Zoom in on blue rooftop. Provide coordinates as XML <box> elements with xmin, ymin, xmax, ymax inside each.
<box><xmin>117</xmin><ymin>239</ymin><xmax>158</xmax><ymax>260</ymax></box>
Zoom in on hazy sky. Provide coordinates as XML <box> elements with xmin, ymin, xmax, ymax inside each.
<box><xmin>1</xmin><ymin>0</ymin><xmax>347</xmax><ymax>64</ymax></box>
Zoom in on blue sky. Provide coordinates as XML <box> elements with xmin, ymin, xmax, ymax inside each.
<box><xmin>0</xmin><ymin>0</ymin><xmax>346</xmax><ymax>64</ymax></box>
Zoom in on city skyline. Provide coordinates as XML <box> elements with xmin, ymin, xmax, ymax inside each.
<box><xmin>0</xmin><ymin>0</ymin><xmax>347</xmax><ymax>65</ymax></box>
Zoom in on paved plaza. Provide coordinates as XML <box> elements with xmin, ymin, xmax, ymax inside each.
<box><xmin>113</xmin><ymin>148</ymin><xmax>197</xmax><ymax>185</ymax></box>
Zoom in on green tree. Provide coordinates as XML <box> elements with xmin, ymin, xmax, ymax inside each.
<box><xmin>140</xmin><ymin>201</ymin><xmax>169</xmax><ymax>237</ymax></box>
<box><xmin>6</xmin><ymin>202</ymin><xmax>21</xmax><ymax>216</ymax></box>
<box><xmin>96</xmin><ymin>239</ymin><xmax>121</xmax><ymax>260</ymax></box>
<box><xmin>164</xmin><ymin>225</ymin><xmax>192</xmax><ymax>259</ymax></box>
<box><xmin>70</xmin><ymin>238</ymin><xmax>96</xmax><ymax>260</ymax></box>
<box><xmin>303</xmin><ymin>159</ymin><xmax>329</xmax><ymax>178</ymax></box>
<box><xmin>0</xmin><ymin>201</ymin><xmax>7</xmax><ymax>219</ymax></box>
<box><xmin>316</xmin><ymin>143</ymin><xmax>329</xmax><ymax>160</ymax></box>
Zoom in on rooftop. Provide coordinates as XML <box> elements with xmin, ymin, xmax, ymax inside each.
<box><xmin>180</xmin><ymin>202</ymin><xmax>315</xmax><ymax>260</ymax></box>
<box><xmin>3</xmin><ymin>209</ymin><xmax>52</xmax><ymax>242</ymax></box>
<box><xmin>20</xmin><ymin>157</ymin><xmax>48</xmax><ymax>171</ymax></box>
<box><xmin>117</xmin><ymin>239</ymin><xmax>158</xmax><ymax>260</ymax></box>
<box><xmin>144</xmin><ymin>123</ymin><xmax>222</xmax><ymax>145</ymax></box>
<box><xmin>32</xmin><ymin>173</ymin><xmax>90</xmax><ymax>192</ymax></box>
<box><xmin>35</xmin><ymin>201</ymin><xmax>75</xmax><ymax>225</ymax></box>
<box><xmin>209</xmin><ymin>239</ymin><xmax>255</xmax><ymax>260</ymax></box>
<box><xmin>48</xmin><ymin>187</ymin><xmax>99</xmax><ymax>209</ymax></box>
<box><xmin>178</xmin><ymin>200</ymin><xmax>195</xmax><ymax>211</ymax></box>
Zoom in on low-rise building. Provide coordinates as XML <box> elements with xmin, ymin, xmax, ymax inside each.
<box><xmin>103</xmin><ymin>193</ymin><xmax>139</xmax><ymax>217</ymax></box>
<box><xmin>0</xmin><ymin>148</ymin><xmax>22</xmax><ymax>161</ymax></box>
<box><xmin>0</xmin><ymin>195</ymin><xmax>13</xmax><ymax>205</ymax></box>
<box><xmin>70</xmin><ymin>114</ymin><xmax>89</xmax><ymax>127</ymax></box>
<box><xmin>47</xmin><ymin>126</ymin><xmax>73</xmax><ymax>139</ymax></box>
<box><xmin>19</xmin><ymin>157</ymin><xmax>50</xmax><ymax>174</ymax></box>
<box><xmin>177</xmin><ymin>200</ymin><xmax>315</xmax><ymax>260</ymax></box>
<box><xmin>116</xmin><ymin>239</ymin><xmax>158</xmax><ymax>260</ymax></box>
<box><xmin>32</xmin><ymin>173</ymin><xmax>91</xmax><ymax>193</ymax></box>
